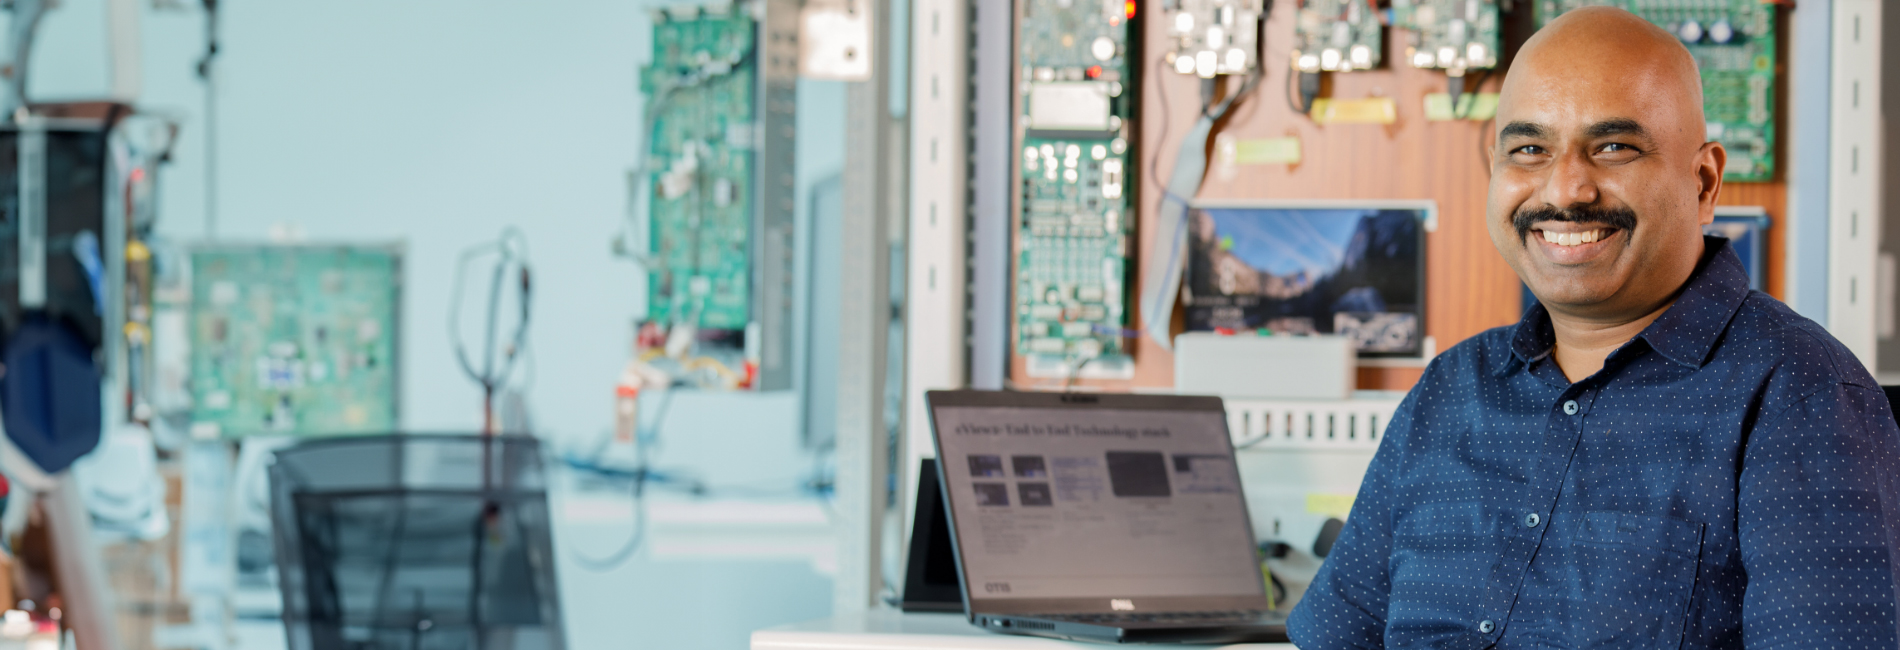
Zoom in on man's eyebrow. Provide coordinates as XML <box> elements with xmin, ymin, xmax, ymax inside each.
<box><xmin>1499</xmin><ymin>121</ymin><xmax>1548</xmax><ymax>140</ymax></box>
<box><xmin>1583</xmin><ymin>118</ymin><xmax>1650</xmax><ymax>140</ymax></box>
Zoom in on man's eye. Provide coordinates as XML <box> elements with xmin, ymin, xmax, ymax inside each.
<box><xmin>1601</xmin><ymin>143</ymin><xmax>1638</xmax><ymax>153</ymax></box>
<box><xmin>1511</xmin><ymin>145</ymin><xmax>1547</xmax><ymax>156</ymax></box>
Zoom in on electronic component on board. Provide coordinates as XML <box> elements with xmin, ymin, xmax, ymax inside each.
<box><xmin>1164</xmin><ymin>0</ymin><xmax>1265</xmax><ymax>77</ymax></box>
<box><xmin>1014</xmin><ymin>0</ymin><xmax>1139</xmax><ymax>379</ymax></box>
<box><xmin>1293</xmin><ymin>0</ymin><xmax>1382</xmax><ymax>73</ymax></box>
<box><xmin>630</xmin><ymin>1</ymin><xmax>799</xmax><ymax>390</ymax></box>
<box><xmin>188</xmin><ymin>245</ymin><xmax>403</xmax><ymax>438</ymax></box>
<box><xmin>642</xmin><ymin>5</ymin><xmax>757</xmax><ymax>333</ymax></box>
<box><xmin>1391</xmin><ymin>0</ymin><xmax>1502</xmax><ymax>73</ymax></box>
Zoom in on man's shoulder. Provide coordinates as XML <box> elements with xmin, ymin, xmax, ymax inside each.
<box><xmin>1722</xmin><ymin>291</ymin><xmax>1878</xmax><ymax>391</ymax></box>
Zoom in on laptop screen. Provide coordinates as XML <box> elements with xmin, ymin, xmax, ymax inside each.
<box><xmin>931</xmin><ymin>396</ymin><xmax>1266</xmax><ymax>611</ymax></box>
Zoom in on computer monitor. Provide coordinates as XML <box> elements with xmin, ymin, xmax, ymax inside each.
<box><xmin>1184</xmin><ymin>200</ymin><xmax>1433</xmax><ymax>359</ymax></box>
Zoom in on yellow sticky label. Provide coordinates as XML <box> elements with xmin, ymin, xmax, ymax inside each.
<box><xmin>1310</xmin><ymin>97</ymin><xmax>1398</xmax><ymax>125</ymax></box>
<box><xmin>1306</xmin><ymin>493</ymin><xmax>1356</xmax><ymax>519</ymax></box>
<box><xmin>1232</xmin><ymin>137</ymin><xmax>1302</xmax><ymax>165</ymax></box>
<box><xmin>1423</xmin><ymin>92</ymin><xmax>1499</xmax><ymax>121</ymax></box>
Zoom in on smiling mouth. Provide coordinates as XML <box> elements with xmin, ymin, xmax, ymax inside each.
<box><xmin>1535</xmin><ymin>228</ymin><xmax>1618</xmax><ymax>247</ymax></box>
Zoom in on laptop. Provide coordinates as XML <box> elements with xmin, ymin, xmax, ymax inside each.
<box><xmin>925</xmin><ymin>390</ymin><xmax>1289</xmax><ymax>644</ymax></box>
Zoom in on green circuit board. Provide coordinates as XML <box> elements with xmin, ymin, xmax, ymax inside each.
<box><xmin>1161</xmin><ymin>0</ymin><xmax>1264</xmax><ymax>76</ymax></box>
<box><xmin>1293</xmin><ymin>0</ymin><xmax>1384</xmax><ymax>72</ymax></box>
<box><xmin>642</xmin><ymin>5</ymin><xmax>755</xmax><ymax>330</ymax></box>
<box><xmin>188</xmin><ymin>245</ymin><xmax>401</xmax><ymax>438</ymax></box>
<box><xmin>1392</xmin><ymin>0</ymin><xmax>1502</xmax><ymax>70</ymax></box>
<box><xmin>1016</xmin><ymin>0</ymin><xmax>1136</xmax><ymax>374</ymax></box>
<box><xmin>1537</xmin><ymin>0</ymin><xmax>1777</xmax><ymax>182</ymax></box>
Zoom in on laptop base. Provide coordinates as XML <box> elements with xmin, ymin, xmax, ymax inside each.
<box><xmin>972</xmin><ymin>613</ymin><xmax>1290</xmax><ymax>644</ymax></box>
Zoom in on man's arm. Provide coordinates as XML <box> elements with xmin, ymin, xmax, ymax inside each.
<box><xmin>1740</xmin><ymin>382</ymin><xmax>1900</xmax><ymax>647</ymax></box>
<box><xmin>1286</xmin><ymin>389</ymin><xmax>1417</xmax><ymax>650</ymax></box>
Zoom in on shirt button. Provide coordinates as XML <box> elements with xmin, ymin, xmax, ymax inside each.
<box><xmin>1563</xmin><ymin>400</ymin><xmax>1579</xmax><ymax>415</ymax></box>
<box><xmin>1523</xmin><ymin>513</ymin><xmax>1542</xmax><ymax>528</ymax></box>
<box><xmin>1479</xmin><ymin>620</ymin><xmax>1496</xmax><ymax>634</ymax></box>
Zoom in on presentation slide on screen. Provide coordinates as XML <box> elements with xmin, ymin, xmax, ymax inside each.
<box><xmin>934</xmin><ymin>406</ymin><xmax>1264</xmax><ymax>601</ymax></box>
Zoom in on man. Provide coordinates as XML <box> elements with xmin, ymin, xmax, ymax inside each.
<box><xmin>1288</xmin><ymin>7</ymin><xmax>1900</xmax><ymax>648</ymax></box>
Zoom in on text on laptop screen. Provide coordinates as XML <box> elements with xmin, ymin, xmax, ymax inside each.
<box><xmin>934</xmin><ymin>406</ymin><xmax>1264</xmax><ymax>602</ymax></box>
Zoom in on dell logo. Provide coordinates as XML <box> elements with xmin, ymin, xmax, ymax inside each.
<box><xmin>1060</xmin><ymin>394</ymin><xmax>1100</xmax><ymax>404</ymax></box>
<box><xmin>1110</xmin><ymin>599</ymin><xmax>1135</xmax><ymax>611</ymax></box>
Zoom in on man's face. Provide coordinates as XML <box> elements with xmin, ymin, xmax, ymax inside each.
<box><xmin>1487</xmin><ymin>45</ymin><xmax>1723</xmax><ymax>318</ymax></box>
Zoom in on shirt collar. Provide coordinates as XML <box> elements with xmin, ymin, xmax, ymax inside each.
<box><xmin>1495</xmin><ymin>235</ymin><xmax>1750</xmax><ymax>377</ymax></box>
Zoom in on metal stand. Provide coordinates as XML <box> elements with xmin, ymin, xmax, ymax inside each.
<box><xmin>834</xmin><ymin>0</ymin><xmax>898</xmax><ymax>613</ymax></box>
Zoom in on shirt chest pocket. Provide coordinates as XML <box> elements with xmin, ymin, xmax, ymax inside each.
<box><xmin>1550</xmin><ymin>511</ymin><xmax>1706</xmax><ymax>649</ymax></box>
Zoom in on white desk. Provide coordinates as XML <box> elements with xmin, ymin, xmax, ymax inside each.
<box><xmin>751</xmin><ymin>610</ymin><xmax>1298</xmax><ymax>650</ymax></box>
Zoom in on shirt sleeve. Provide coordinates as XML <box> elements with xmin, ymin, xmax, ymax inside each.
<box><xmin>1739</xmin><ymin>382</ymin><xmax>1900</xmax><ymax>648</ymax></box>
<box><xmin>1287</xmin><ymin>385</ymin><xmax>1420</xmax><ymax>650</ymax></box>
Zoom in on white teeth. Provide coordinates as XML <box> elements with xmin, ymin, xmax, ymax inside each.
<box><xmin>1540</xmin><ymin>229</ymin><xmax>1607</xmax><ymax>246</ymax></box>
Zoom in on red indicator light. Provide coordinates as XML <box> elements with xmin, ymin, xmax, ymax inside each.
<box><xmin>1125</xmin><ymin>1</ymin><xmax>1136</xmax><ymax>19</ymax></box>
<box><xmin>1087</xmin><ymin>65</ymin><xmax>1103</xmax><ymax>78</ymax></box>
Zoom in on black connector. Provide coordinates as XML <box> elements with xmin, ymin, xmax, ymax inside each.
<box><xmin>1448</xmin><ymin>73</ymin><xmax>1466</xmax><ymax>119</ymax></box>
<box><xmin>1314</xmin><ymin>517</ymin><xmax>1346</xmax><ymax>558</ymax></box>
<box><xmin>1298</xmin><ymin>71</ymin><xmax>1322</xmax><ymax>115</ymax></box>
<box><xmin>1258</xmin><ymin>540</ymin><xmax>1294</xmax><ymax>559</ymax></box>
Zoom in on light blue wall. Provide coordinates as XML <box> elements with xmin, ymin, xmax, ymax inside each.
<box><xmin>34</xmin><ymin>1</ymin><xmax>841</xmax><ymax>647</ymax></box>
<box><xmin>32</xmin><ymin>0</ymin><xmax>844</xmax><ymax>449</ymax></box>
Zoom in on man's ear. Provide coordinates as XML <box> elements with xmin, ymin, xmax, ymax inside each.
<box><xmin>1696</xmin><ymin>141</ymin><xmax>1727</xmax><ymax>226</ymax></box>
<box><xmin>1485</xmin><ymin>127</ymin><xmax>1498</xmax><ymax>171</ymax></box>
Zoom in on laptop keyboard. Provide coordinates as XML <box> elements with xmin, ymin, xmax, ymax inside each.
<box><xmin>1035</xmin><ymin>610</ymin><xmax>1269</xmax><ymax>625</ymax></box>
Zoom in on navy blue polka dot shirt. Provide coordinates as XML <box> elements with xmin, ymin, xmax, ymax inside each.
<box><xmin>1288</xmin><ymin>237</ymin><xmax>1900</xmax><ymax>649</ymax></box>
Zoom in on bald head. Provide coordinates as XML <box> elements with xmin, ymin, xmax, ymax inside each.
<box><xmin>1507</xmin><ymin>7</ymin><xmax>1706</xmax><ymax>137</ymax></box>
<box><xmin>1486</xmin><ymin>6</ymin><xmax>1726</xmax><ymax>333</ymax></box>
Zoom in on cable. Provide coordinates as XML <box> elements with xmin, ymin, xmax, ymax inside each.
<box><xmin>1453</xmin><ymin>68</ymin><xmax>1495</xmax><ymax>120</ymax></box>
<box><xmin>1063</xmin><ymin>356</ymin><xmax>1101</xmax><ymax>393</ymax></box>
<box><xmin>1140</xmin><ymin>62</ymin><xmax>1265</xmax><ymax>351</ymax></box>
<box><xmin>567</xmin><ymin>387</ymin><xmax>674</xmax><ymax>572</ymax></box>
<box><xmin>449</xmin><ymin>228</ymin><xmax>532</xmax><ymax>435</ymax></box>
<box><xmin>1286</xmin><ymin>67</ymin><xmax>1321</xmax><ymax>117</ymax></box>
<box><xmin>196</xmin><ymin>0</ymin><xmax>219</xmax><ymax>237</ymax></box>
<box><xmin>1147</xmin><ymin>56</ymin><xmax>1185</xmax><ymax>206</ymax></box>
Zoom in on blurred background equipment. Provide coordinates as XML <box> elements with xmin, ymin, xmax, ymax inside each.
<box><xmin>1164</xmin><ymin>0</ymin><xmax>1266</xmax><ymax>77</ymax></box>
<box><xmin>2</xmin><ymin>0</ymin><xmax>51</xmax><ymax>116</ymax></box>
<box><xmin>1293</xmin><ymin>0</ymin><xmax>1383</xmax><ymax>72</ymax></box>
<box><xmin>1173</xmin><ymin>332</ymin><xmax>1355</xmax><ymax>400</ymax></box>
<box><xmin>896</xmin><ymin>458</ymin><xmax>958</xmax><ymax>613</ymax></box>
<box><xmin>0</xmin><ymin>119</ymin><xmax>113</xmax><ymax>475</ymax></box>
<box><xmin>1536</xmin><ymin>0</ymin><xmax>1779</xmax><ymax>181</ymax></box>
<box><xmin>618</xmin><ymin>0</ymin><xmax>799</xmax><ymax>391</ymax></box>
<box><xmin>1391</xmin><ymin>0</ymin><xmax>1502</xmax><ymax>114</ymax></box>
<box><xmin>1708</xmin><ymin>206</ymin><xmax>1770</xmax><ymax>291</ymax></box>
<box><xmin>1392</xmin><ymin>0</ymin><xmax>1503</xmax><ymax>72</ymax></box>
<box><xmin>186</xmin><ymin>244</ymin><xmax>402</xmax><ymax>439</ymax></box>
<box><xmin>448</xmin><ymin>229</ymin><xmax>530</xmax><ymax>436</ymax></box>
<box><xmin>270</xmin><ymin>434</ymin><xmax>564</xmax><ymax>650</ymax></box>
<box><xmin>1013</xmin><ymin>0</ymin><xmax>1141</xmax><ymax>381</ymax></box>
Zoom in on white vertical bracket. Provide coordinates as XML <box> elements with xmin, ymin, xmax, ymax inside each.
<box><xmin>899</xmin><ymin>0</ymin><xmax>970</xmax><ymax>544</ymax></box>
<box><xmin>1829</xmin><ymin>0</ymin><xmax>1882</xmax><ymax>367</ymax></box>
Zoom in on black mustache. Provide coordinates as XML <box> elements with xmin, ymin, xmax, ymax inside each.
<box><xmin>1513</xmin><ymin>204</ymin><xmax>1638</xmax><ymax>240</ymax></box>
